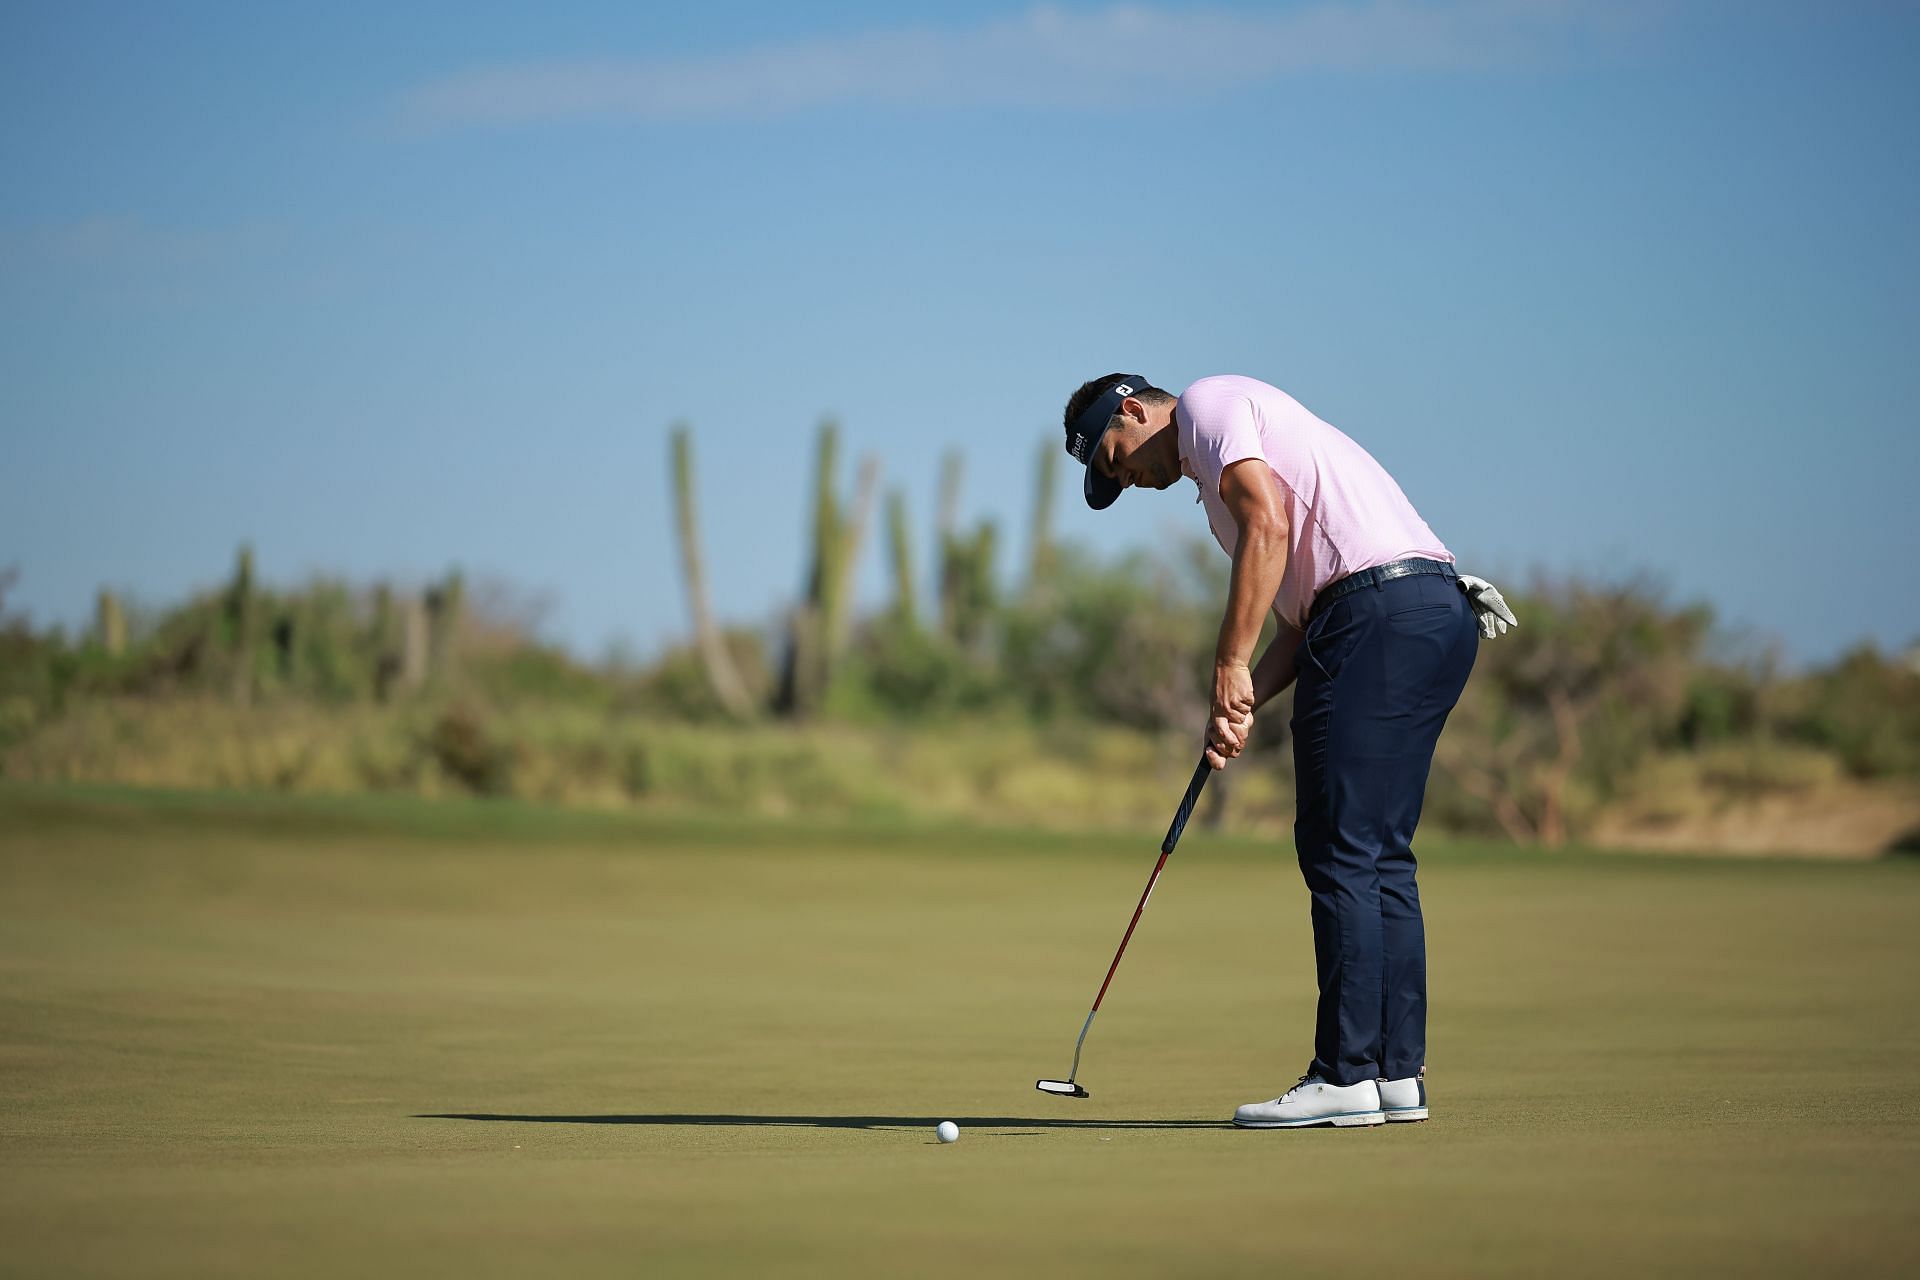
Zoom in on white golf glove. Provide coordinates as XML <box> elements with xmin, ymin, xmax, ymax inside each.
<box><xmin>1457</xmin><ymin>574</ymin><xmax>1518</xmax><ymax>640</ymax></box>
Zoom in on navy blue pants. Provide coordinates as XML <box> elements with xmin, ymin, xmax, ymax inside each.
<box><xmin>1289</xmin><ymin>570</ymin><xmax>1478</xmax><ymax>1087</ymax></box>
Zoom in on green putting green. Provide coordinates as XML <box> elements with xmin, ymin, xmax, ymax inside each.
<box><xmin>3</xmin><ymin>784</ymin><xmax>1917</xmax><ymax>1277</ymax></box>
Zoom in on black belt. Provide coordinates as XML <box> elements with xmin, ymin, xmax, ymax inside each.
<box><xmin>1309</xmin><ymin>557</ymin><xmax>1458</xmax><ymax>623</ymax></box>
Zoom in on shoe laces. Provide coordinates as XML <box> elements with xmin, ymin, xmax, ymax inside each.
<box><xmin>1281</xmin><ymin>1073</ymin><xmax>1320</xmax><ymax>1101</ymax></box>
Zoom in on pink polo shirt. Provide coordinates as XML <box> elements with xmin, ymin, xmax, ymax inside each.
<box><xmin>1176</xmin><ymin>375</ymin><xmax>1452</xmax><ymax>630</ymax></box>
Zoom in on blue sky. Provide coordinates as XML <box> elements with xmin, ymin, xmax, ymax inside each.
<box><xmin>3</xmin><ymin>1</ymin><xmax>1916</xmax><ymax>666</ymax></box>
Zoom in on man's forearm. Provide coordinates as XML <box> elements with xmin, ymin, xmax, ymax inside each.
<box><xmin>1251</xmin><ymin>624</ymin><xmax>1302</xmax><ymax>710</ymax></box>
<box><xmin>1216</xmin><ymin>519</ymin><xmax>1289</xmax><ymax>671</ymax></box>
<box><xmin>1206</xmin><ymin>460</ymin><xmax>1293</xmax><ymax>764</ymax></box>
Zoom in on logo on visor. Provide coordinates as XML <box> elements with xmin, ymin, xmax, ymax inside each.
<box><xmin>1068</xmin><ymin>433</ymin><xmax>1091</xmax><ymax>463</ymax></box>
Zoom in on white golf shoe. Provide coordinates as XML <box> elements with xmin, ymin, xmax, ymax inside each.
<box><xmin>1233</xmin><ymin>1075</ymin><xmax>1385</xmax><ymax>1129</ymax></box>
<box><xmin>1378</xmin><ymin>1073</ymin><xmax>1428</xmax><ymax>1122</ymax></box>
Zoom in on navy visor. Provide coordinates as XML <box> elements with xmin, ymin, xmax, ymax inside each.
<box><xmin>1064</xmin><ymin>374</ymin><xmax>1148</xmax><ymax>511</ymax></box>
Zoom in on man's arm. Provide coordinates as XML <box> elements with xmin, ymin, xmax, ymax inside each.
<box><xmin>1206</xmin><ymin>458</ymin><xmax>1290</xmax><ymax>768</ymax></box>
<box><xmin>1250</xmin><ymin>617</ymin><xmax>1303</xmax><ymax>710</ymax></box>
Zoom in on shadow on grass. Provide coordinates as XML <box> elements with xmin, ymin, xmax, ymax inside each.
<box><xmin>417</xmin><ymin>1112</ymin><xmax>1233</xmax><ymax>1131</ymax></box>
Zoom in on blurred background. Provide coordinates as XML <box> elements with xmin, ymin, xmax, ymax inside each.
<box><xmin>4</xmin><ymin>0</ymin><xmax>1917</xmax><ymax>855</ymax></box>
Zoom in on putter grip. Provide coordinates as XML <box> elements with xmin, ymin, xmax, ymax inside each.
<box><xmin>1160</xmin><ymin>756</ymin><xmax>1213</xmax><ymax>854</ymax></box>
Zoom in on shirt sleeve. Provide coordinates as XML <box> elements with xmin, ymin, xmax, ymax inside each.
<box><xmin>1184</xmin><ymin>391</ymin><xmax>1264</xmax><ymax>498</ymax></box>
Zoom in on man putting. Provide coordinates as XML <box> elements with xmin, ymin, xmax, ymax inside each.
<box><xmin>1062</xmin><ymin>372</ymin><xmax>1514</xmax><ymax>1129</ymax></box>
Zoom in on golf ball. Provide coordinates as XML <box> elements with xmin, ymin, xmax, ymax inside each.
<box><xmin>936</xmin><ymin>1121</ymin><xmax>959</xmax><ymax>1143</ymax></box>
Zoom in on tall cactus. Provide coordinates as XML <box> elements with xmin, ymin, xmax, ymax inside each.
<box><xmin>776</xmin><ymin>420</ymin><xmax>876</xmax><ymax>716</ymax></box>
<box><xmin>885</xmin><ymin>490</ymin><xmax>917</xmax><ymax>629</ymax></box>
<box><xmin>425</xmin><ymin>570</ymin><xmax>463</xmax><ymax>685</ymax></box>
<box><xmin>95</xmin><ymin>589</ymin><xmax>127</xmax><ymax>656</ymax></box>
<box><xmin>828</xmin><ymin>454</ymin><xmax>880</xmax><ymax>663</ymax></box>
<box><xmin>370</xmin><ymin>584</ymin><xmax>405</xmax><ymax>701</ymax></box>
<box><xmin>777</xmin><ymin>424</ymin><xmax>835</xmax><ymax>715</ymax></box>
<box><xmin>1027</xmin><ymin>438</ymin><xmax>1059</xmax><ymax>593</ymax></box>
<box><xmin>670</xmin><ymin>424</ymin><xmax>755</xmax><ymax>719</ymax></box>
<box><xmin>226</xmin><ymin>544</ymin><xmax>258</xmax><ymax>704</ymax></box>
<box><xmin>936</xmin><ymin>450</ymin><xmax>964</xmax><ymax>640</ymax></box>
<box><xmin>400</xmin><ymin>593</ymin><xmax>430</xmax><ymax>694</ymax></box>
<box><xmin>929</xmin><ymin>451</ymin><xmax>999</xmax><ymax>650</ymax></box>
<box><xmin>949</xmin><ymin>521</ymin><xmax>999</xmax><ymax>650</ymax></box>
<box><xmin>810</xmin><ymin>421</ymin><xmax>846</xmax><ymax>675</ymax></box>
<box><xmin>272</xmin><ymin>607</ymin><xmax>298</xmax><ymax>683</ymax></box>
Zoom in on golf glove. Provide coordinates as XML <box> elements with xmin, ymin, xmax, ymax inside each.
<box><xmin>1457</xmin><ymin>574</ymin><xmax>1518</xmax><ymax>640</ymax></box>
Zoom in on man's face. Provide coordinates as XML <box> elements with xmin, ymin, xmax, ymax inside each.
<box><xmin>1094</xmin><ymin>401</ymin><xmax>1181</xmax><ymax>493</ymax></box>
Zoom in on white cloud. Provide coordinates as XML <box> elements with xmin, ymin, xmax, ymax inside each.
<box><xmin>396</xmin><ymin>1</ymin><xmax>1637</xmax><ymax>132</ymax></box>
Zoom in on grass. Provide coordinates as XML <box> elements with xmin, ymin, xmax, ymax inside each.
<box><xmin>2</xmin><ymin>783</ymin><xmax>1917</xmax><ymax>1277</ymax></box>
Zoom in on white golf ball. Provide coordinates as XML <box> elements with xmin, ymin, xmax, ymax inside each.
<box><xmin>935</xmin><ymin>1121</ymin><xmax>959</xmax><ymax>1143</ymax></box>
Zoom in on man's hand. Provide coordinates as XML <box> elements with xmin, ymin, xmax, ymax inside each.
<box><xmin>1207</xmin><ymin>660</ymin><xmax>1256</xmax><ymax>770</ymax></box>
<box><xmin>1458</xmin><ymin>574</ymin><xmax>1518</xmax><ymax>640</ymax></box>
<box><xmin>1204</xmin><ymin>708</ymin><xmax>1252</xmax><ymax>770</ymax></box>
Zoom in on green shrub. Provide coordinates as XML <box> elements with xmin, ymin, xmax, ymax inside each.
<box><xmin>423</xmin><ymin>706</ymin><xmax>513</xmax><ymax>796</ymax></box>
<box><xmin>1781</xmin><ymin>645</ymin><xmax>1920</xmax><ymax>779</ymax></box>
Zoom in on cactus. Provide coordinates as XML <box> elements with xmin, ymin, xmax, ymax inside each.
<box><xmin>950</xmin><ymin>521</ymin><xmax>999</xmax><ymax>650</ymax></box>
<box><xmin>226</xmin><ymin>544</ymin><xmax>258</xmax><ymax>704</ymax></box>
<box><xmin>932</xmin><ymin>451</ymin><xmax>999</xmax><ymax>646</ymax></box>
<box><xmin>400</xmin><ymin>594</ymin><xmax>430</xmax><ymax>694</ymax></box>
<box><xmin>370</xmin><ymin>584</ymin><xmax>404</xmax><ymax>701</ymax></box>
<box><xmin>425</xmin><ymin>570</ymin><xmax>463</xmax><ymax>685</ymax></box>
<box><xmin>936</xmin><ymin>451</ymin><xmax>963</xmax><ymax>640</ymax></box>
<box><xmin>670</xmin><ymin>424</ymin><xmax>755</xmax><ymax>720</ymax></box>
<box><xmin>886</xmin><ymin>490</ymin><xmax>917</xmax><ymax>629</ymax></box>
<box><xmin>776</xmin><ymin>424</ymin><xmax>833</xmax><ymax>714</ymax></box>
<box><xmin>810</xmin><ymin>422</ymin><xmax>846</xmax><ymax>676</ymax></box>
<box><xmin>225</xmin><ymin>546</ymin><xmax>255</xmax><ymax>637</ymax></box>
<box><xmin>936</xmin><ymin>450</ymin><xmax>962</xmax><ymax>545</ymax></box>
<box><xmin>272</xmin><ymin>610</ymin><xmax>297</xmax><ymax>682</ymax></box>
<box><xmin>828</xmin><ymin>454</ymin><xmax>880</xmax><ymax>662</ymax></box>
<box><xmin>95</xmin><ymin>589</ymin><xmax>127</xmax><ymax>656</ymax></box>
<box><xmin>776</xmin><ymin>420</ymin><xmax>876</xmax><ymax>716</ymax></box>
<box><xmin>1027</xmin><ymin>438</ymin><xmax>1059</xmax><ymax>594</ymax></box>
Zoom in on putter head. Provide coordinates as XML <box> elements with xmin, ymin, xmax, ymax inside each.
<box><xmin>1036</xmin><ymin>1078</ymin><xmax>1090</xmax><ymax>1099</ymax></box>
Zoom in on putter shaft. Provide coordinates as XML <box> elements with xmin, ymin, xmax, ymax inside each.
<box><xmin>1040</xmin><ymin>757</ymin><xmax>1212</xmax><ymax>1095</ymax></box>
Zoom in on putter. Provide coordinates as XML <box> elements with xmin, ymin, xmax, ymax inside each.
<box><xmin>1037</xmin><ymin>754</ymin><xmax>1213</xmax><ymax>1099</ymax></box>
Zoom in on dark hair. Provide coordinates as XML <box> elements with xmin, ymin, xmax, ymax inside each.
<box><xmin>1062</xmin><ymin>373</ymin><xmax>1173</xmax><ymax>449</ymax></box>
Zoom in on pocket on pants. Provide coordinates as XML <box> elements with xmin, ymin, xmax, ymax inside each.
<box><xmin>1385</xmin><ymin>603</ymin><xmax>1452</xmax><ymax>626</ymax></box>
<box><xmin>1384</xmin><ymin>576</ymin><xmax>1465</xmax><ymax>630</ymax></box>
<box><xmin>1301</xmin><ymin>598</ymin><xmax>1366</xmax><ymax>686</ymax></box>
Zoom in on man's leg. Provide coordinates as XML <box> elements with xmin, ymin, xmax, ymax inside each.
<box><xmin>1290</xmin><ymin>597</ymin><xmax>1391</xmax><ymax>1087</ymax></box>
<box><xmin>1375</xmin><ymin>849</ymin><xmax>1427</xmax><ymax>1082</ymax></box>
<box><xmin>1375</xmin><ymin>575</ymin><xmax>1480</xmax><ymax>1080</ymax></box>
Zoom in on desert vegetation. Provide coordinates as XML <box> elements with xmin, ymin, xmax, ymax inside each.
<box><xmin>3</xmin><ymin>428</ymin><xmax>1916</xmax><ymax>853</ymax></box>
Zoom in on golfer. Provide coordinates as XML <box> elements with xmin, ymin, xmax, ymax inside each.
<box><xmin>1062</xmin><ymin>372</ymin><xmax>1514</xmax><ymax>1129</ymax></box>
